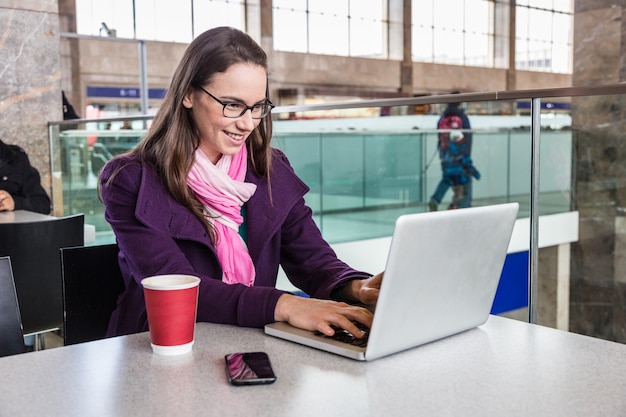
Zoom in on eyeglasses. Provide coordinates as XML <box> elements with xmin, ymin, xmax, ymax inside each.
<box><xmin>197</xmin><ymin>86</ymin><xmax>274</xmax><ymax>119</ymax></box>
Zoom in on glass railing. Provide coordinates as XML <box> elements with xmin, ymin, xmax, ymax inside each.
<box><xmin>48</xmin><ymin>85</ymin><xmax>626</xmax><ymax>346</ymax></box>
<box><xmin>49</xmin><ymin>112</ymin><xmax>570</xmax><ymax>243</ymax></box>
<box><xmin>48</xmin><ymin>116</ymin><xmax>152</xmax><ymax>241</ymax></box>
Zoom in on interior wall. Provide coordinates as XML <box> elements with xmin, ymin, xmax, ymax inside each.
<box><xmin>67</xmin><ymin>36</ymin><xmax>572</xmax><ymax>111</ymax></box>
<box><xmin>0</xmin><ymin>0</ymin><xmax>62</xmax><ymax>199</ymax></box>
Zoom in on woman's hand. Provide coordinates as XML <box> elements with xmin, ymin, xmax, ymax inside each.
<box><xmin>343</xmin><ymin>272</ymin><xmax>383</xmax><ymax>305</ymax></box>
<box><xmin>275</xmin><ymin>293</ymin><xmax>373</xmax><ymax>338</ymax></box>
<box><xmin>0</xmin><ymin>191</ymin><xmax>15</xmax><ymax>211</ymax></box>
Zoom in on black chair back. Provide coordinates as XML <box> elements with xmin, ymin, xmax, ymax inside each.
<box><xmin>61</xmin><ymin>243</ymin><xmax>124</xmax><ymax>345</ymax></box>
<box><xmin>0</xmin><ymin>214</ymin><xmax>84</xmax><ymax>335</ymax></box>
<box><xmin>0</xmin><ymin>257</ymin><xmax>26</xmax><ymax>357</ymax></box>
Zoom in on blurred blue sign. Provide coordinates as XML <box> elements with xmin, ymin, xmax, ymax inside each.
<box><xmin>87</xmin><ymin>85</ymin><xmax>167</xmax><ymax>100</ymax></box>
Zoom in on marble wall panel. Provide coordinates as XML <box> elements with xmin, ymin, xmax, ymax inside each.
<box><xmin>571</xmin><ymin>2</ymin><xmax>626</xmax><ymax>344</ymax></box>
<box><xmin>570</xmin><ymin>278</ymin><xmax>626</xmax><ymax>343</ymax></box>
<box><xmin>573</xmin><ymin>7</ymin><xmax>622</xmax><ymax>86</ymax></box>
<box><xmin>0</xmin><ymin>0</ymin><xmax>57</xmax><ymax>13</ymax></box>
<box><xmin>0</xmin><ymin>4</ymin><xmax>61</xmax><ymax>195</ymax></box>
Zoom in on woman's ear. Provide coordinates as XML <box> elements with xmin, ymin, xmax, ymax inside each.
<box><xmin>182</xmin><ymin>88</ymin><xmax>194</xmax><ymax>109</ymax></box>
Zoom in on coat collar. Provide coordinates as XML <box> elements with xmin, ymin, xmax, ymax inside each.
<box><xmin>245</xmin><ymin>152</ymin><xmax>309</xmax><ymax>262</ymax></box>
<box><xmin>134</xmin><ymin>150</ymin><xmax>309</xmax><ymax>262</ymax></box>
<box><xmin>135</xmin><ymin>163</ymin><xmax>209</xmax><ymax>244</ymax></box>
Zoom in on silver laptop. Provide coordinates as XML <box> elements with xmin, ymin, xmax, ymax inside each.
<box><xmin>265</xmin><ymin>202</ymin><xmax>519</xmax><ymax>361</ymax></box>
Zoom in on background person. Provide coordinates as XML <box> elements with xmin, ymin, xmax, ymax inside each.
<box><xmin>0</xmin><ymin>139</ymin><xmax>51</xmax><ymax>214</ymax></box>
<box><xmin>100</xmin><ymin>26</ymin><xmax>381</xmax><ymax>340</ymax></box>
<box><xmin>428</xmin><ymin>97</ymin><xmax>480</xmax><ymax>210</ymax></box>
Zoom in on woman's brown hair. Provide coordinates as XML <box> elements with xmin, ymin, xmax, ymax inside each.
<box><xmin>103</xmin><ymin>26</ymin><xmax>273</xmax><ymax>242</ymax></box>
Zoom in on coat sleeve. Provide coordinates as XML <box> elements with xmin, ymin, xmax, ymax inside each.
<box><xmin>12</xmin><ymin>151</ymin><xmax>51</xmax><ymax>214</ymax></box>
<box><xmin>100</xmin><ymin>156</ymin><xmax>285</xmax><ymax>336</ymax></box>
<box><xmin>280</xmin><ymin>193</ymin><xmax>373</xmax><ymax>299</ymax></box>
<box><xmin>265</xmin><ymin>151</ymin><xmax>372</xmax><ymax>299</ymax></box>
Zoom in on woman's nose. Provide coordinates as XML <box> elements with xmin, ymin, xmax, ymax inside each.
<box><xmin>236</xmin><ymin>109</ymin><xmax>257</xmax><ymax>131</ymax></box>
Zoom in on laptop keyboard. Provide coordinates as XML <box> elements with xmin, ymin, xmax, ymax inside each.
<box><xmin>314</xmin><ymin>321</ymin><xmax>370</xmax><ymax>348</ymax></box>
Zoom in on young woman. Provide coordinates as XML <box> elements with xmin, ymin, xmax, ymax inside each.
<box><xmin>100</xmin><ymin>26</ymin><xmax>381</xmax><ymax>339</ymax></box>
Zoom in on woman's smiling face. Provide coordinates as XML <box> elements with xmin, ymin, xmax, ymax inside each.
<box><xmin>183</xmin><ymin>62</ymin><xmax>268</xmax><ymax>164</ymax></box>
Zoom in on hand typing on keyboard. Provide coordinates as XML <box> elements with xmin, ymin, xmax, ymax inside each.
<box><xmin>340</xmin><ymin>272</ymin><xmax>383</xmax><ymax>306</ymax></box>
<box><xmin>315</xmin><ymin>321</ymin><xmax>371</xmax><ymax>348</ymax></box>
<box><xmin>275</xmin><ymin>294</ymin><xmax>373</xmax><ymax>339</ymax></box>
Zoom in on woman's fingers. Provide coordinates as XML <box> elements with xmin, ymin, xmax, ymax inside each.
<box><xmin>275</xmin><ymin>294</ymin><xmax>373</xmax><ymax>338</ymax></box>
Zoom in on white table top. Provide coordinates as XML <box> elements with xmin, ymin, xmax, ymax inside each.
<box><xmin>1</xmin><ymin>315</ymin><xmax>625</xmax><ymax>417</ymax></box>
<box><xmin>0</xmin><ymin>209</ymin><xmax>96</xmax><ymax>242</ymax></box>
<box><xmin>0</xmin><ymin>210</ymin><xmax>55</xmax><ymax>223</ymax></box>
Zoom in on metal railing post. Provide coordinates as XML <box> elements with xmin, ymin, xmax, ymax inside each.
<box><xmin>528</xmin><ymin>97</ymin><xmax>541</xmax><ymax>324</ymax></box>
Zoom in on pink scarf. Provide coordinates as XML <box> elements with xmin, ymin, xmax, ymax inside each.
<box><xmin>187</xmin><ymin>146</ymin><xmax>257</xmax><ymax>286</ymax></box>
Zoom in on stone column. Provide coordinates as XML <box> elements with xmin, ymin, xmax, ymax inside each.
<box><xmin>0</xmin><ymin>1</ymin><xmax>62</xmax><ymax>203</ymax></box>
<box><xmin>570</xmin><ymin>1</ymin><xmax>626</xmax><ymax>343</ymax></box>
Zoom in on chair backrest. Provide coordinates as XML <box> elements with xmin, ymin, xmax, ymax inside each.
<box><xmin>0</xmin><ymin>214</ymin><xmax>84</xmax><ymax>335</ymax></box>
<box><xmin>0</xmin><ymin>257</ymin><xmax>26</xmax><ymax>357</ymax></box>
<box><xmin>61</xmin><ymin>243</ymin><xmax>124</xmax><ymax>345</ymax></box>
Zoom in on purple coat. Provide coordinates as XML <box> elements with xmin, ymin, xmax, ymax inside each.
<box><xmin>101</xmin><ymin>149</ymin><xmax>370</xmax><ymax>336</ymax></box>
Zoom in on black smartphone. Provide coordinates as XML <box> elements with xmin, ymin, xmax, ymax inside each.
<box><xmin>225</xmin><ymin>352</ymin><xmax>277</xmax><ymax>386</ymax></box>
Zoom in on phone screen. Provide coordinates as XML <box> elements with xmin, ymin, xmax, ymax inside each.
<box><xmin>225</xmin><ymin>352</ymin><xmax>277</xmax><ymax>386</ymax></box>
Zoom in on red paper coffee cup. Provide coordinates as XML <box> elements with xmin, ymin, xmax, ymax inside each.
<box><xmin>141</xmin><ymin>274</ymin><xmax>200</xmax><ymax>355</ymax></box>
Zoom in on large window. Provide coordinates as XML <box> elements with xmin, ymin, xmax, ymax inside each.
<box><xmin>75</xmin><ymin>0</ymin><xmax>572</xmax><ymax>72</ymax></box>
<box><xmin>412</xmin><ymin>0</ymin><xmax>497</xmax><ymax>67</ymax></box>
<box><xmin>76</xmin><ymin>0</ymin><xmax>135</xmax><ymax>38</ymax></box>
<box><xmin>516</xmin><ymin>0</ymin><xmax>573</xmax><ymax>73</ymax></box>
<box><xmin>76</xmin><ymin>0</ymin><xmax>245</xmax><ymax>43</ymax></box>
<box><xmin>412</xmin><ymin>0</ymin><xmax>573</xmax><ymax>73</ymax></box>
<box><xmin>272</xmin><ymin>0</ymin><xmax>388</xmax><ymax>59</ymax></box>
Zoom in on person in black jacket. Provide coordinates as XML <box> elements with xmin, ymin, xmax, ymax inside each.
<box><xmin>0</xmin><ymin>140</ymin><xmax>51</xmax><ymax>214</ymax></box>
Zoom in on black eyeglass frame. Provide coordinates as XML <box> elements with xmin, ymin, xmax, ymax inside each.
<box><xmin>197</xmin><ymin>86</ymin><xmax>275</xmax><ymax>119</ymax></box>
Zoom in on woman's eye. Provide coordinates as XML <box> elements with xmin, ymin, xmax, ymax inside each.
<box><xmin>225</xmin><ymin>103</ymin><xmax>244</xmax><ymax>111</ymax></box>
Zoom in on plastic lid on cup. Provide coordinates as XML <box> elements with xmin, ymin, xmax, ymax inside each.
<box><xmin>141</xmin><ymin>274</ymin><xmax>200</xmax><ymax>291</ymax></box>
